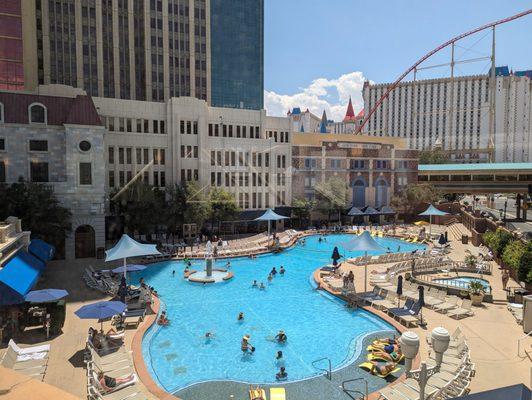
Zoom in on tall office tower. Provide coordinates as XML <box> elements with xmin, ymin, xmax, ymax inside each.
<box><xmin>0</xmin><ymin>1</ymin><xmax>24</xmax><ymax>90</ymax></box>
<box><xmin>210</xmin><ymin>0</ymin><xmax>264</xmax><ymax>110</ymax></box>
<box><xmin>362</xmin><ymin>67</ymin><xmax>532</xmax><ymax>163</ymax></box>
<box><xmin>29</xmin><ymin>0</ymin><xmax>209</xmax><ymax>102</ymax></box>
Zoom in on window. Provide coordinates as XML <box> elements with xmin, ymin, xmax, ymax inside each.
<box><xmin>79</xmin><ymin>162</ymin><xmax>92</xmax><ymax>185</ymax></box>
<box><xmin>330</xmin><ymin>159</ymin><xmax>341</xmax><ymax>169</ymax></box>
<box><xmin>193</xmin><ymin>121</ymin><xmax>198</xmax><ymax>134</ymax></box>
<box><xmin>0</xmin><ymin>103</ymin><xmax>4</xmax><ymax>123</ymax></box>
<box><xmin>180</xmin><ymin>120</ymin><xmax>185</xmax><ymax>134</ymax></box>
<box><xmin>109</xmin><ymin>147</ymin><xmax>115</xmax><ymax>164</ymax></box>
<box><xmin>0</xmin><ymin>138</ymin><xmax>4</xmax><ymax>150</ymax></box>
<box><xmin>126</xmin><ymin>148</ymin><xmax>132</xmax><ymax>164</ymax></box>
<box><xmin>30</xmin><ymin>162</ymin><xmax>49</xmax><ymax>182</ymax></box>
<box><xmin>350</xmin><ymin>160</ymin><xmax>365</xmax><ymax>169</ymax></box>
<box><xmin>0</xmin><ymin>161</ymin><xmax>5</xmax><ymax>182</ymax></box>
<box><xmin>160</xmin><ymin>171</ymin><xmax>166</xmax><ymax>187</ymax></box>
<box><xmin>108</xmin><ymin>171</ymin><xmax>115</xmax><ymax>187</ymax></box>
<box><xmin>79</xmin><ymin>140</ymin><xmax>91</xmax><ymax>152</ymax></box>
<box><xmin>29</xmin><ymin>140</ymin><xmax>48</xmax><ymax>152</ymax></box>
<box><xmin>304</xmin><ymin>158</ymin><xmax>317</xmax><ymax>169</ymax></box>
<box><xmin>29</xmin><ymin>103</ymin><xmax>47</xmax><ymax>124</ymax></box>
<box><xmin>160</xmin><ymin>149</ymin><xmax>165</xmax><ymax>165</ymax></box>
<box><xmin>119</xmin><ymin>148</ymin><xmax>124</xmax><ymax>164</ymax></box>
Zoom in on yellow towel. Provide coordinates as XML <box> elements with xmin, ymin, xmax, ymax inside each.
<box><xmin>270</xmin><ymin>387</ymin><xmax>286</xmax><ymax>400</ymax></box>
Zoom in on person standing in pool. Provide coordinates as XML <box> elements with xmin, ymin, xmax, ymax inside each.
<box><xmin>172</xmin><ymin>270</ymin><xmax>175</xmax><ymax>277</ymax></box>
<box><xmin>259</xmin><ymin>282</ymin><xmax>266</xmax><ymax>290</ymax></box>
<box><xmin>279</xmin><ymin>266</ymin><xmax>285</xmax><ymax>275</ymax></box>
<box><xmin>276</xmin><ymin>366</ymin><xmax>287</xmax><ymax>380</ymax></box>
<box><xmin>267</xmin><ymin>274</ymin><xmax>273</xmax><ymax>283</ymax></box>
<box><xmin>275</xmin><ymin>330</ymin><xmax>287</xmax><ymax>343</ymax></box>
<box><xmin>271</xmin><ymin>267</ymin><xmax>277</xmax><ymax>276</ymax></box>
<box><xmin>276</xmin><ymin>351</ymin><xmax>283</xmax><ymax>360</ymax></box>
<box><xmin>252</xmin><ymin>280</ymin><xmax>258</xmax><ymax>287</ymax></box>
<box><xmin>238</xmin><ymin>312</ymin><xmax>244</xmax><ymax>321</ymax></box>
<box><xmin>226</xmin><ymin>261</ymin><xmax>231</xmax><ymax>269</ymax></box>
<box><xmin>241</xmin><ymin>335</ymin><xmax>255</xmax><ymax>353</ymax></box>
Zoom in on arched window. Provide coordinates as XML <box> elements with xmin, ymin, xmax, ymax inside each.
<box><xmin>0</xmin><ymin>102</ymin><xmax>4</xmax><ymax>123</ymax></box>
<box><xmin>351</xmin><ymin>178</ymin><xmax>367</xmax><ymax>208</ymax></box>
<box><xmin>28</xmin><ymin>103</ymin><xmax>47</xmax><ymax>124</ymax></box>
<box><xmin>375</xmin><ymin>178</ymin><xmax>389</xmax><ymax>208</ymax></box>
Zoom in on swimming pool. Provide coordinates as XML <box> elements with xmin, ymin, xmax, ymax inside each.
<box><xmin>139</xmin><ymin>234</ymin><xmax>425</xmax><ymax>393</ymax></box>
<box><xmin>432</xmin><ymin>276</ymin><xmax>492</xmax><ymax>293</ymax></box>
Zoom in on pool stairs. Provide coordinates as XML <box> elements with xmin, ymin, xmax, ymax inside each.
<box><xmin>342</xmin><ymin>377</ymin><xmax>368</xmax><ymax>400</ymax></box>
<box><xmin>311</xmin><ymin>357</ymin><xmax>332</xmax><ymax>380</ymax></box>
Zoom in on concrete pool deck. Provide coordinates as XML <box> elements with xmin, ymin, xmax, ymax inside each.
<box><xmin>1</xmin><ymin>227</ymin><xmax>530</xmax><ymax>399</ymax></box>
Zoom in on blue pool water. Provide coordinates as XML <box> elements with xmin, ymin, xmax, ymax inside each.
<box><xmin>139</xmin><ymin>234</ymin><xmax>425</xmax><ymax>393</ymax></box>
<box><xmin>432</xmin><ymin>276</ymin><xmax>492</xmax><ymax>293</ymax></box>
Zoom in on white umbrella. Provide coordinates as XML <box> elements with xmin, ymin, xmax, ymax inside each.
<box><xmin>254</xmin><ymin>208</ymin><xmax>289</xmax><ymax>238</ymax></box>
<box><xmin>105</xmin><ymin>234</ymin><xmax>161</xmax><ymax>278</ymax></box>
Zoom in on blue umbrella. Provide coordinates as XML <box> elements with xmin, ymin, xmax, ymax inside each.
<box><xmin>75</xmin><ymin>300</ymin><xmax>126</xmax><ymax>330</ymax></box>
<box><xmin>25</xmin><ymin>289</ymin><xmax>69</xmax><ymax>303</ymax></box>
<box><xmin>341</xmin><ymin>231</ymin><xmax>385</xmax><ymax>293</ymax></box>
<box><xmin>112</xmin><ymin>264</ymin><xmax>146</xmax><ymax>274</ymax></box>
<box><xmin>254</xmin><ymin>208</ymin><xmax>289</xmax><ymax>238</ymax></box>
<box><xmin>419</xmin><ymin>204</ymin><xmax>450</xmax><ymax>238</ymax></box>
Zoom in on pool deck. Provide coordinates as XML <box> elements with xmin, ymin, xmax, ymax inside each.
<box><xmin>2</xmin><ymin>227</ymin><xmax>530</xmax><ymax>399</ymax></box>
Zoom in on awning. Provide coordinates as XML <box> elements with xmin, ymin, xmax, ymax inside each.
<box><xmin>347</xmin><ymin>206</ymin><xmax>364</xmax><ymax>216</ymax></box>
<box><xmin>28</xmin><ymin>239</ymin><xmax>55</xmax><ymax>263</ymax></box>
<box><xmin>0</xmin><ymin>251</ymin><xmax>45</xmax><ymax>306</ymax></box>
<box><xmin>378</xmin><ymin>206</ymin><xmax>396</xmax><ymax>215</ymax></box>
<box><xmin>362</xmin><ymin>206</ymin><xmax>380</xmax><ymax>215</ymax></box>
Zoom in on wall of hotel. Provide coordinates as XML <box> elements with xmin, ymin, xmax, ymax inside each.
<box><xmin>0</xmin><ymin>118</ymin><xmax>106</xmax><ymax>259</ymax></box>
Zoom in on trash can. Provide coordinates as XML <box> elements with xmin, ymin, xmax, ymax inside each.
<box><xmin>515</xmin><ymin>289</ymin><xmax>529</xmax><ymax>304</ymax></box>
<box><xmin>461</xmin><ymin>235</ymin><xmax>469</xmax><ymax>244</ymax></box>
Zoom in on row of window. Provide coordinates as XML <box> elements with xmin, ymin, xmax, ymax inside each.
<box><xmin>210</xmin><ymin>151</ymin><xmax>271</xmax><ymax>168</ymax></box>
<box><xmin>208</xmin><ymin>123</ymin><xmax>261</xmax><ymax>139</ymax></box>
<box><xmin>108</xmin><ymin>147</ymin><xmax>166</xmax><ymax>165</ymax></box>
<box><xmin>102</xmin><ymin>116</ymin><xmax>166</xmax><ymax>134</ymax></box>
<box><xmin>266</xmin><ymin>131</ymin><xmax>290</xmax><ymax>143</ymax></box>
<box><xmin>0</xmin><ymin>160</ymin><xmax>92</xmax><ymax>185</ymax></box>
<box><xmin>209</xmin><ymin>171</ymin><xmax>287</xmax><ymax>188</ymax></box>
<box><xmin>302</xmin><ymin>158</ymin><xmax>410</xmax><ymax>170</ymax></box>
<box><xmin>109</xmin><ymin>170</ymin><xmax>166</xmax><ymax>188</ymax></box>
<box><xmin>238</xmin><ymin>192</ymin><xmax>270</xmax><ymax>209</ymax></box>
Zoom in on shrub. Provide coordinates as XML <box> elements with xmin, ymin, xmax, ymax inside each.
<box><xmin>519</xmin><ymin>249</ymin><xmax>532</xmax><ymax>283</ymax></box>
<box><xmin>482</xmin><ymin>228</ymin><xmax>513</xmax><ymax>257</ymax></box>
<box><xmin>502</xmin><ymin>240</ymin><xmax>526</xmax><ymax>272</ymax></box>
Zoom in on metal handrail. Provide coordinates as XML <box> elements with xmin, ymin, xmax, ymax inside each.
<box><xmin>342</xmin><ymin>378</ymin><xmax>368</xmax><ymax>400</ymax></box>
<box><xmin>311</xmin><ymin>357</ymin><xmax>332</xmax><ymax>380</ymax></box>
<box><xmin>517</xmin><ymin>330</ymin><xmax>532</xmax><ymax>358</ymax></box>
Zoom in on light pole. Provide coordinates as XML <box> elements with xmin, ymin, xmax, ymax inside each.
<box><xmin>400</xmin><ymin>327</ymin><xmax>450</xmax><ymax>400</ymax></box>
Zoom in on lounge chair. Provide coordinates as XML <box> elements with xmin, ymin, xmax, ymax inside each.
<box><xmin>356</xmin><ymin>287</ymin><xmax>383</xmax><ymax>304</ymax></box>
<box><xmin>249</xmin><ymin>386</ymin><xmax>266</xmax><ymax>400</ymax></box>
<box><xmin>433</xmin><ymin>296</ymin><xmax>460</xmax><ymax>314</ymax></box>
<box><xmin>87</xmin><ymin>384</ymin><xmax>145</xmax><ymax>400</ymax></box>
<box><xmin>90</xmin><ymin>369</ymin><xmax>138</xmax><ymax>394</ymax></box>
<box><xmin>448</xmin><ymin>299</ymin><xmax>474</xmax><ymax>319</ymax></box>
<box><xmin>8</xmin><ymin>339</ymin><xmax>50</xmax><ymax>355</ymax></box>
<box><xmin>270</xmin><ymin>387</ymin><xmax>286</xmax><ymax>400</ymax></box>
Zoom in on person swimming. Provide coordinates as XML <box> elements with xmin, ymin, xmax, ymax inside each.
<box><xmin>270</xmin><ymin>267</ymin><xmax>277</xmax><ymax>276</ymax></box>
<box><xmin>226</xmin><ymin>261</ymin><xmax>231</xmax><ymax>269</ymax></box>
<box><xmin>172</xmin><ymin>270</ymin><xmax>175</xmax><ymax>276</ymax></box>
<box><xmin>157</xmin><ymin>311</ymin><xmax>170</xmax><ymax>326</ymax></box>
<box><xmin>279</xmin><ymin>266</ymin><xmax>285</xmax><ymax>275</ymax></box>
<box><xmin>241</xmin><ymin>335</ymin><xmax>255</xmax><ymax>353</ymax></box>
<box><xmin>275</xmin><ymin>330</ymin><xmax>287</xmax><ymax>343</ymax></box>
<box><xmin>318</xmin><ymin>237</ymin><xmax>323</xmax><ymax>243</ymax></box>
<box><xmin>267</xmin><ymin>274</ymin><xmax>273</xmax><ymax>282</ymax></box>
<box><xmin>259</xmin><ymin>282</ymin><xmax>266</xmax><ymax>290</ymax></box>
<box><xmin>252</xmin><ymin>280</ymin><xmax>258</xmax><ymax>287</ymax></box>
<box><xmin>276</xmin><ymin>351</ymin><xmax>283</xmax><ymax>360</ymax></box>
<box><xmin>205</xmin><ymin>332</ymin><xmax>215</xmax><ymax>340</ymax></box>
<box><xmin>238</xmin><ymin>312</ymin><xmax>244</xmax><ymax>321</ymax></box>
<box><xmin>275</xmin><ymin>366</ymin><xmax>287</xmax><ymax>380</ymax></box>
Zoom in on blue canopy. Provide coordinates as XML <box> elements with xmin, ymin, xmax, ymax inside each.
<box><xmin>341</xmin><ymin>231</ymin><xmax>385</xmax><ymax>252</ymax></box>
<box><xmin>75</xmin><ymin>301</ymin><xmax>126</xmax><ymax>320</ymax></box>
<box><xmin>347</xmin><ymin>206</ymin><xmax>364</xmax><ymax>216</ymax></box>
<box><xmin>25</xmin><ymin>288</ymin><xmax>68</xmax><ymax>303</ymax></box>
<box><xmin>419</xmin><ymin>204</ymin><xmax>449</xmax><ymax>216</ymax></box>
<box><xmin>28</xmin><ymin>239</ymin><xmax>55</xmax><ymax>262</ymax></box>
<box><xmin>112</xmin><ymin>264</ymin><xmax>146</xmax><ymax>274</ymax></box>
<box><xmin>254</xmin><ymin>208</ymin><xmax>289</xmax><ymax>221</ymax></box>
<box><xmin>0</xmin><ymin>251</ymin><xmax>45</xmax><ymax>305</ymax></box>
<box><xmin>105</xmin><ymin>234</ymin><xmax>160</xmax><ymax>262</ymax></box>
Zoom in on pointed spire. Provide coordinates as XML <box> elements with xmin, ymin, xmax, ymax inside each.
<box><xmin>319</xmin><ymin>110</ymin><xmax>328</xmax><ymax>133</ymax></box>
<box><xmin>343</xmin><ymin>96</ymin><xmax>356</xmax><ymax>122</ymax></box>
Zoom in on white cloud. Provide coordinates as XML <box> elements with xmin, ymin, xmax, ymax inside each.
<box><xmin>264</xmin><ymin>71</ymin><xmax>369</xmax><ymax>121</ymax></box>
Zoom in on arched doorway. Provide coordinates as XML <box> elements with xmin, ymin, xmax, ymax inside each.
<box><xmin>351</xmin><ymin>179</ymin><xmax>366</xmax><ymax>208</ymax></box>
<box><xmin>375</xmin><ymin>178</ymin><xmax>389</xmax><ymax>208</ymax></box>
<box><xmin>75</xmin><ymin>225</ymin><xmax>95</xmax><ymax>258</ymax></box>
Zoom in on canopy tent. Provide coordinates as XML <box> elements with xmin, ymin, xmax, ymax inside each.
<box><xmin>361</xmin><ymin>206</ymin><xmax>380</xmax><ymax>215</ymax></box>
<box><xmin>378</xmin><ymin>206</ymin><xmax>396</xmax><ymax>215</ymax></box>
<box><xmin>419</xmin><ymin>204</ymin><xmax>450</xmax><ymax>238</ymax></box>
<box><xmin>254</xmin><ymin>208</ymin><xmax>289</xmax><ymax>238</ymax></box>
<box><xmin>347</xmin><ymin>206</ymin><xmax>364</xmax><ymax>216</ymax></box>
<box><xmin>28</xmin><ymin>239</ymin><xmax>55</xmax><ymax>263</ymax></box>
<box><xmin>341</xmin><ymin>231</ymin><xmax>385</xmax><ymax>293</ymax></box>
<box><xmin>0</xmin><ymin>251</ymin><xmax>45</xmax><ymax>306</ymax></box>
<box><xmin>105</xmin><ymin>234</ymin><xmax>160</xmax><ymax>277</ymax></box>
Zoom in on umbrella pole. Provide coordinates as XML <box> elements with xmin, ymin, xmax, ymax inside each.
<box><xmin>123</xmin><ymin>258</ymin><xmax>127</xmax><ymax>279</ymax></box>
<box><xmin>429</xmin><ymin>215</ymin><xmax>432</xmax><ymax>239</ymax></box>
<box><xmin>364</xmin><ymin>251</ymin><xmax>368</xmax><ymax>293</ymax></box>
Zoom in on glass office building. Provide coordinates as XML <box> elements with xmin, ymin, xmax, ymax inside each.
<box><xmin>210</xmin><ymin>0</ymin><xmax>264</xmax><ymax>110</ymax></box>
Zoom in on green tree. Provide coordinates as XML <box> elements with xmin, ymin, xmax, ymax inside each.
<box><xmin>391</xmin><ymin>183</ymin><xmax>441</xmax><ymax>218</ymax></box>
<box><xmin>0</xmin><ymin>180</ymin><xmax>72</xmax><ymax>251</ymax></box>
<box><xmin>292</xmin><ymin>198</ymin><xmax>315</xmax><ymax>227</ymax></box>
<box><xmin>518</xmin><ymin>244</ymin><xmax>532</xmax><ymax>283</ymax></box>
<box><xmin>482</xmin><ymin>228</ymin><xmax>513</xmax><ymax>257</ymax></box>
<box><xmin>501</xmin><ymin>240</ymin><xmax>526</xmax><ymax>271</ymax></box>
<box><xmin>165</xmin><ymin>184</ymin><xmax>187</xmax><ymax>234</ymax></box>
<box><xmin>183</xmin><ymin>181</ymin><xmax>209</xmax><ymax>227</ymax></box>
<box><xmin>314</xmin><ymin>177</ymin><xmax>348</xmax><ymax>222</ymax></box>
<box><xmin>209</xmin><ymin>188</ymin><xmax>239</xmax><ymax>231</ymax></box>
<box><xmin>419</xmin><ymin>149</ymin><xmax>448</xmax><ymax>164</ymax></box>
<box><xmin>110</xmin><ymin>181</ymin><xmax>165</xmax><ymax>234</ymax></box>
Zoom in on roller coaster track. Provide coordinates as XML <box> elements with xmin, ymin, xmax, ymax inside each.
<box><xmin>355</xmin><ymin>9</ymin><xmax>532</xmax><ymax>135</ymax></box>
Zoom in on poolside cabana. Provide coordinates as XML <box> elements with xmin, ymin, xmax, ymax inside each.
<box><xmin>419</xmin><ymin>204</ymin><xmax>449</xmax><ymax>238</ymax></box>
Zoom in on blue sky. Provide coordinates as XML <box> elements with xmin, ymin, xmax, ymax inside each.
<box><xmin>263</xmin><ymin>0</ymin><xmax>532</xmax><ymax>119</ymax></box>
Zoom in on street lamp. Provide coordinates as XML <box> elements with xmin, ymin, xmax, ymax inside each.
<box><xmin>400</xmin><ymin>327</ymin><xmax>450</xmax><ymax>400</ymax></box>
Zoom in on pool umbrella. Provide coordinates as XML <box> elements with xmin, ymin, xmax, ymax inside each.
<box><xmin>112</xmin><ymin>264</ymin><xmax>146</xmax><ymax>274</ymax></box>
<box><xmin>418</xmin><ymin>285</ymin><xmax>426</xmax><ymax>327</ymax></box>
<box><xmin>396</xmin><ymin>275</ymin><xmax>403</xmax><ymax>307</ymax></box>
<box><xmin>254</xmin><ymin>208</ymin><xmax>289</xmax><ymax>239</ymax></box>
<box><xmin>25</xmin><ymin>289</ymin><xmax>68</xmax><ymax>303</ymax></box>
<box><xmin>105</xmin><ymin>234</ymin><xmax>160</xmax><ymax>279</ymax></box>
<box><xmin>75</xmin><ymin>300</ymin><xmax>126</xmax><ymax>331</ymax></box>
<box><xmin>341</xmin><ymin>231</ymin><xmax>385</xmax><ymax>293</ymax></box>
<box><xmin>418</xmin><ymin>204</ymin><xmax>449</xmax><ymax>239</ymax></box>
<box><xmin>331</xmin><ymin>246</ymin><xmax>341</xmax><ymax>266</ymax></box>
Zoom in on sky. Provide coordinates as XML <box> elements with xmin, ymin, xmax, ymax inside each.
<box><xmin>263</xmin><ymin>0</ymin><xmax>532</xmax><ymax>121</ymax></box>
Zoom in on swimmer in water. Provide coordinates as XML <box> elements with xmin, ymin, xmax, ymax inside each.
<box><xmin>267</xmin><ymin>274</ymin><xmax>273</xmax><ymax>283</ymax></box>
<box><xmin>276</xmin><ymin>351</ymin><xmax>283</xmax><ymax>360</ymax></box>
<box><xmin>275</xmin><ymin>330</ymin><xmax>287</xmax><ymax>343</ymax></box>
<box><xmin>172</xmin><ymin>270</ymin><xmax>175</xmax><ymax>276</ymax></box>
<box><xmin>270</xmin><ymin>267</ymin><xmax>277</xmax><ymax>276</ymax></box>
<box><xmin>241</xmin><ymin>335</ymin><xmax>255</xmax><ymax>353</ymax></box>
<box><xmin>205</xmin><ymin>332</ymin><xmax>215</xmax><ymax>340</ymax></box>
<box><xmin>276</xmin><ymin>367</ymin><xmax>287</xmax><ymax>380</ymax></box>
<box><xmin>259</xmin><ymin>282</ymin><xmax>266</xmax><ymax>290</ymax></box>
<box><xmin>238</xmin><ymin>312</ymin><xmax>244</xmax><ymax>321</ymax></box>
<box><xmin>252</xmin><ymin>280</ymin><xmax>258</xmax><ymax>287</ymax></box>
<box><xmin>279</xmin><ymin>266</ymin><xmax>285</xmax><ymax>275</ymax></box>
<box><xmin>226</xmin><ymin>261</ymin><xmax>231</xmax><ymax>269</ymax></box>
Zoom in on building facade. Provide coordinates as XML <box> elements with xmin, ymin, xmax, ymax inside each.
<box><xmin>362</xmin><ymin>68</ymin><xmax>532</xmax><ymax>163</ymax></box>
<box><xmin>292</xmin><ymin>133</ymin><xmax>418</xmax><ymax>209</ymax></box>
<box><xmin>0</xmin><ymin>90</ymin><xmax>106</xmax><ymax>259</ymax></box>
<box><xmin>210</xmin><ymin>0</ymin><xmax>263</xmax><ymax>110</ymax></box>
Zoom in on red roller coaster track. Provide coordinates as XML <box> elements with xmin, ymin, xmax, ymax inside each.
<box><xmin>355</xmin><ymin>9</ymin><xmax>532</xmax><ymax>134</ymax></box>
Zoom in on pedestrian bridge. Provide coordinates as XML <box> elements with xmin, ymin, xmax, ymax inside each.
<box><xmin>418</xmin><ymin>163</ymin><xmax>532</xmax><ymax>194</ymax></box>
